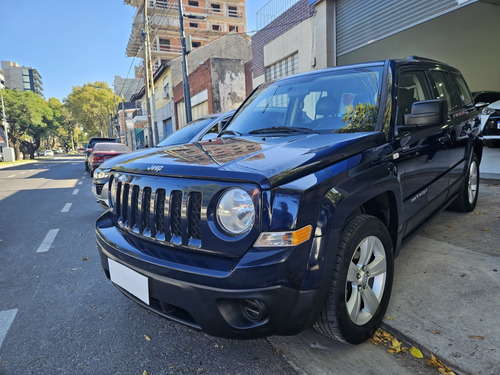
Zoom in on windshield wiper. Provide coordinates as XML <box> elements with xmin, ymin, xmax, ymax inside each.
<box><xmin>248</xmin><ymin>126</ymin><xmax>316</xmax><ymax>135</ymax></box>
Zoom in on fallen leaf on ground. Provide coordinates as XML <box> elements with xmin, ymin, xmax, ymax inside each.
<box><xmin>82</xmin><ymin>257</ymin><xmax>88</xmax><ymax>261</ymax></box>
<box><xmin>428</xmin><ymin>353</ymin><xmax>455</xmax><ymax>374</ymax></box>
<box><xmin>144</xmin><ymin>334</ymin><xmax>151</xmax><ymax>341</ymax></box>
<box><xmin>410</xmin><ymin>346</ymin><xmax>423</xmax><ymax>358</ymax></box>
<box><xmin>468</xmin><ymin>335</ymin><xmax>484</xmax><ymax>340</ymax></box>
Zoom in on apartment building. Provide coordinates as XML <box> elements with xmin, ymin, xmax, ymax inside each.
<box><xmin>124</xmin><ymin>0</ymin><xmax>246</xmax><ymax>72</ymax></box>
<box><xmin>1</xmin><ymin>61</ymin><xmax>44</xmax><ymax>96</ymax></box>
<box><xmin>251</xmin><ymin>0</ymin><xmax>500</xmax><ymax>92</ymax></box>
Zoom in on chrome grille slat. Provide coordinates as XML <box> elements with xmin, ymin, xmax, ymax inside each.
<box><xmin>111</xmin><ymin>178</ymin><xmax>202</xmax><ymax>247</ymax></box>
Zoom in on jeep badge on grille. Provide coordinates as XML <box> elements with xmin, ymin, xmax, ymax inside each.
<box><xmin>147</xmin><ymin>164</ymin><xmax>164</xmax><ymax>172</ymax></box>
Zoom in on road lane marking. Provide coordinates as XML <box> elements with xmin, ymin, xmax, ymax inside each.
<box><xmin>61</xmin><ymin>203</ymin><xmax>72</xmax><ymax>212</ymax></box>
<box><xmin>7</xmin><ymin>175</ymin><xmax>15</xmax><ymax>178</ymax></box>
<box><xmin>0</xmin><ymin>309</ymin><xmax>18</xmax><ymax>349</ymax></box>
<box><xmin>78</xmin><ymin>181</ymin><xmax>83</xmax><ymax>185</ymax></box>
<box><xmin>72</xmin><ymin>189</ymin><xmax>79</xmax><ymax>195</ymax></box>
<box><xmin>36</xmin><ymin>229</ymin><xmax>59</xmax><ymax>253</ymax></box>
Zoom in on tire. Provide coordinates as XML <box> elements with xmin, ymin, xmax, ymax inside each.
<box><xmin>314</xmin><ymin>214</ymin><xmax>394</xmax><ymax>345</ymax></box>
<box><xmin>448</xmin><ymin>154</ymin><xmax>479</xmax><ymax>212</ymax></box>
<box><xmin>483</xmin><ymin>140</ymin><xmax>498</xmax><ymax>148</ymax></box>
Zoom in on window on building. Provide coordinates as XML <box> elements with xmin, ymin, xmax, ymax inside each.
<box><xmin>265</xmin><ymin>52</ymin><xmax>299</xmax><ymax>81</ymax></box>
<box><xmin>163</xmin><ymin>78</ymin><xmax>170</xmax><ymax>99</ymax></box>
<box><xmin>212</xmin><ymin>24</ymin><xmax>222</xmax><ymax>31</ymax></box>
<box><xmin>189</xmin><ymin>22</ymin><xmax>199</xmax><ymax>28</ymax></box>
<box><xmin>228</xmin><ymin>6</ymin><xmax>238</xmax><ymax>17</ymax></box>
<box><xmin>158</xmin><ymin>38</ymin><xmax>170</xmax><ymax>51</ymax></box>
<box><xmin>211</xmin><ymin>3</ymin><xmax>221</xmax><ymax>13</ymax></box>
<box><xmin>229</xmin><ymin>25</ymin><xmax>238</xmax><ymax>32</ymax></box>
<box><xmin>188</xmin><ymin>0</ymin><xmax>199</xmax><ymax>6</ymax></box>
<box><xmin>192</xmin><ymin>41</ymin><xmax>201</xmax><ymax>48</ymax></box>
<box><xmin>155</xmin><ymin>0</ymin><xmax>168</xmax><ymax>8</ymax></box>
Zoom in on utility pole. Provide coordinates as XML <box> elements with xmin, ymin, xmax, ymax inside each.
<box><xmin>178</xmin><ymin>0</ymin><xmax>192</xmax><ymax>124</ymax></box>
<box><xmin>142</xmin><ymin>0</ymin><xmax>153</xmax><ymax>147</ymax></box>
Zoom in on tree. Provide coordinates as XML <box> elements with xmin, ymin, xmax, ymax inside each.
<box><xmin>48</xmin><ymin>98</ymin><xmax>77</xmax><ymax>151</ymax></box>
<box><xmin>1</xmin><ymin>89</ymin><xmax>52</xmax><ymax>160</ymax></box>
<box><xmin>65</xmin><ymin>82</ymin><xmax>119</xmax><ymax>139</ymax></box>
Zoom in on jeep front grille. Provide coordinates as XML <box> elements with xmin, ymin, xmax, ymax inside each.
<box><xmin>111</xmin><ymin>178</ymin><xmax>202</xmax><ymax>247</ymax></box>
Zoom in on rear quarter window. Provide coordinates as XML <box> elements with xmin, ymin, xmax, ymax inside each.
<box><xmin>450</xmin><ymin>71</ymin><xmax>473</xmax><ymax>107</ymax></box>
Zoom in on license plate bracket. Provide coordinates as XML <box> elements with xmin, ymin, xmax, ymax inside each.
<box><xmin>108</xmin><ymin>259</ymin><xmax>150</xmax><ymax>305</ymax></box>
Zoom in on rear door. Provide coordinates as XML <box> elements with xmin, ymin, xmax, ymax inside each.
<box><xmin>445</xmin><ymin>69</ymin><xmax>478</xmax><ymax>190</ymax></box>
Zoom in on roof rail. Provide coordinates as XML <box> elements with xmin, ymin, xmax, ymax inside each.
<box><xmin>407</xmin><ymin>55</ymin><xmax>447</xmax><ymax>64</ymax></box>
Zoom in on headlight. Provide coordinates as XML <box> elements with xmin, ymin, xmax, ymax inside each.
<box><xmin>217</xmin><ymin>188</ymin><xmax>255</xmax><ymax>235</ymax></box>
<box><xmin>481</xmin><ymin>106</ymin><xmax>496</xmax><ymax>116</ymax></box>
<box><xmin>94</xmin><ymin>168</ymin><xmax>110</xmax><ymax>180</ymax></box>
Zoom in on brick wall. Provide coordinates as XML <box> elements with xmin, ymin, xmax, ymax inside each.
<box><xmin>251</xmin><ymin>0</ymin><xmax>314</xmax><ymax>79</ymax></box>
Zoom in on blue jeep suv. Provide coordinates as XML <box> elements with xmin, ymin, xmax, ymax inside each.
<box><xmin>96</xmin><ymin>57</ymin><xmax>482</xmax><ymax>344</ymax></box>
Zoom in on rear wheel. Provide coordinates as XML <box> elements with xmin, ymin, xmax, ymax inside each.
<box><xmin>314</xmin><ymin>215</ymin><xmax>394</xmax><ymax>344</ymax></box>
<box><xmin>448</xmin><ymin>154</ymin><xmax>479</xmax><ymax>212</ymax></box>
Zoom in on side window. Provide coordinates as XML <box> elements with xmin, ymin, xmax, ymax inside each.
<box><xmin>396</xmin><ymin>71</ymin><xmax>432</xmax><ymax>124</ymax></box>
<box><xmin>430</xmin><ymin>70</ymin><xmax>459</xmax><ymax>112</ymax></box>
<box><xmin>450</xmin><ymin>71</ymin><xmax>473</xmax><ymax>107</ymax></box>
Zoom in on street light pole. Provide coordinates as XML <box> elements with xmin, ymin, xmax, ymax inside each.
<box><xmin>178</xmin><ymin>0</ymin><xmax>192</xmax><ymax>125</ymax></box>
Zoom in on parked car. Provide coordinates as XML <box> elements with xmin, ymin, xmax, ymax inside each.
<box><xmin>84</xmin><ymin>137</ymin><xmax>117</xmax><ymax>171</ymax></box>
<box><xmin>39</xmin><ymin>150</ymin><xmax>54</xmax><ymax>157</ymax></box>
<box><xmin>480</xmin><ymin>99</ymin><xmax>500</xmax><ymax>147</ymax></box>
<box><xmin>96</xmin><ymin>57</ymin><xmax>482</xmax><ymax>345</ymax></box>
<box><xmin>87</xmin><ymin>142</ymin><xmax>130</xmax><ymax>176</ymax></box>
<box><xmin>92</xmin><ymin>111</ymin><xmax>235</xmax><ymax>208</ymax></box>
<box><xmin>472</xmin><ymin>91</ymin><xmax>500</xmax><ymax>109</ymax></box>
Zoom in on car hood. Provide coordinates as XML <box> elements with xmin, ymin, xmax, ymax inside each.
<box><xmin>487</xmin><ymin>100</ymin><xmax>500</xmax><ymax>110</ymax></box>
<box><xmin>112</xmin><ymin>132</ymin><xmax>386</xmax><ymax>188</ymax></box>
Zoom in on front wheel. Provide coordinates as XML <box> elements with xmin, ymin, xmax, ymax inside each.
<box><xmin>314</xmin><ymin>215</ymin><xmax>394</xmax><ymax>344</ymax></box>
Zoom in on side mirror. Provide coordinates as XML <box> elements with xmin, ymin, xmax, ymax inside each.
<box><xmin>404</xmin><ymin>99</ymin><xmax>447</xmax><ymax>128</ymax></box>
<box><xmin>475</xmin><ymin>102</ymin><xmax>487</xmax><ymax>110</ymax></box>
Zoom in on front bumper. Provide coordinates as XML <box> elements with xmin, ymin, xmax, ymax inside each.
<box><xmin>96</xmin><ymin>211</ymin><xmax>326</xmax><ymax>339</ymax></box>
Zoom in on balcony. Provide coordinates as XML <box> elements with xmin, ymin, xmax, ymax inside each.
<box><xmin>131</xmin><ymin>109</ymin><xmax>147</xmax><ymax>126</ymax></box>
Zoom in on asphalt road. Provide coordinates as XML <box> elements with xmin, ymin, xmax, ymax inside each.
<box><xmin>4</xmin><ymin>154</ymin><xmax>493</xmax><ymax>374</ymax></box>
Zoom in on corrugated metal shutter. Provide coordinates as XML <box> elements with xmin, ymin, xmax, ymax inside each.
<box><xmin>336</xmin><ymin>0</ymin><xmax>470</xmax><ymax>56</ymax></box>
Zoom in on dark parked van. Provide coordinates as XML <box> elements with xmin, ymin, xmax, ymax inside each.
<box><xmin>96</xmin><ymin>57</ymin><xmax>482</xmax><ymax>344</ymax></box>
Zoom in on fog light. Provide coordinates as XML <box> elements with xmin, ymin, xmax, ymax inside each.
<box><xmin>241</xmin><ymin>299</ymin><xmax>268</xmax><ymax>322</ymax></box>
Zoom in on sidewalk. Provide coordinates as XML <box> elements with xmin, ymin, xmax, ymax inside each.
<box><xmin>479</xmin><ymin>146</ymin><xmax>499</xmax><ymax>180</ymax></box>
<box><xmin>382</xmin><ymin>146</ymin><xmax>500</xmax><ymax>375</ymax></box>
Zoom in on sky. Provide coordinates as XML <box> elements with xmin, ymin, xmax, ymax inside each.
<box><xmin>0</xmin><ymin>0</ymin><xmax>271</xmax><ymax>101</ymax></box>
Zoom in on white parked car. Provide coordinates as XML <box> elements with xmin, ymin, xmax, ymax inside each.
<box><xmin>480</xmin><ymin>100</ymin><xmax>500</xmax><ymax>147</ymax></box>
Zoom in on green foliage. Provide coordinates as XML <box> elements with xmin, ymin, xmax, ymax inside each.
<box><xmin>1</xmin><ymin>89</ymin><xmax>53</xmax><ymax>159</ymax></box>
<box><xmin>64</xmin><ymin>82</ymin><xmax>119</xmax><ymax>138</ymax></box>
<box><xmin>339</xmin><ymin>102</ymin><xmax>378</xmax><ymax>133</ymax></box>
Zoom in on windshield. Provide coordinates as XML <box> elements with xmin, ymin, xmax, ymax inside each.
<box><xmin>227</xmin><ymin>67</ymin><xmax>384</xmax><ymax>134</ymax></box>
<box><xmin>157</xmin><ymin>117</ymin><xmax>215</xmax><ymax>147</ymax></box>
